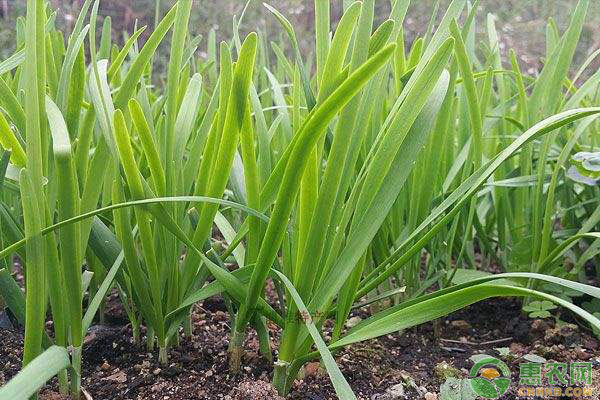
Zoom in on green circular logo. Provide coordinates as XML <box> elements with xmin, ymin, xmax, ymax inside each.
<box><xmin>469</xmin><ymin>357</ymin><xmax>511</xmax><ymax>399</ymax></box>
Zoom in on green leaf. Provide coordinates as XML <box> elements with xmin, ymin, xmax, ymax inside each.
<box><xmin>523</xmin><ymin>354</ymin><xmax>546</xmax><ymax>363</ymax></box>
<box><xmin>440</xmin><ymin>377</ymin><xmax>478</xmax><ymax>400</ymax></box>
<box><xmin>129</xmin><ymin>98</ymin><xmax>166</xmax><ymax>196</ymax></box>
<box><xmin>56</xmin><ymin>24</ymin><xmax>90</xmax><ymax>111</ymax></box>
<box><xmin>184</xmin><ymin>32</ymin><xmax>258</xmax><ymax>292</ymax></box>
<box><xmin>0</xmin><ymin>346</ymin><xmax>70</xmax><ymax>400</ymax></box>
<box><xmin>448</xmin><ymin>269</ymin><xmax>517</xmax><ymax>287</ymax></box>
<box><xmin>113</xmin><ymin>4</ymin><xmax>177</xmax><ymax>108</ymax></box>
<box><xmin>20</xmin><ymin>167</ymin><xmax>46</xmax><ymax>367</ymax></box>
<box><xmin>0</xmin><ymin>113</ymin><xmax>26</xmax><ymax>167</ymax></box>
<box><xmin>528</xmin><ymin>310</ymin><xmax>552</xmax><ymax>319</ymax></box>
<box><xmin>107</xmin><ymin>26</ymin><xmax>147</xmax><ymax>82</ymax></box>
<box><xmin>82</xmin><ymin>225</ymin><xmax>129</xmax><ymax>334</ymax></box>
<box><xmin>332</xmin><ymin>284</ymin><xmax>600</xmax><ymax>349</ymax></box>
<box><xmin>46</xmin><ymin>95</ymin><xmax>83</xmax><ymax>348</ymax></box>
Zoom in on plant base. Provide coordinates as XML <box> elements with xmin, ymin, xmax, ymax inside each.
<box><xmin>228</xmin><ymin>329</ymin><xmax>245</xmax><ymax>372</ymax></box>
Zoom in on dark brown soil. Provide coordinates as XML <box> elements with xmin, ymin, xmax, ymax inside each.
<box><xmin>2</xmin><ymin>292</ymin><xmax>599</xmax><ymax>400</ymax></box>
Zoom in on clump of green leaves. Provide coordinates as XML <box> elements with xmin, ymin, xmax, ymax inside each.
<box><xmin>522</xmin><ymin>300</ymin><xmax>558</xmax><ymax>319</ymax></box>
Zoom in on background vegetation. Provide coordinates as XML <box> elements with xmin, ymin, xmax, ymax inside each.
<box><xmin>1</xmin><ymin>0</ymin><xmax>599</xmax><ymax>76</ymax></box>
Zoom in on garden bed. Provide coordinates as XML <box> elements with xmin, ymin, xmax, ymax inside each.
<box><xmin>2</xmin><ymin>293</ymin><xmax>598</xmax><ymax>399</ymax></box>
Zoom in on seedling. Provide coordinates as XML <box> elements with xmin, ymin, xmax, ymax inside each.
<box><xmin>522</xmin><ymin>300</ymin><xmax>558</xmax><ymax>319</ymax></box>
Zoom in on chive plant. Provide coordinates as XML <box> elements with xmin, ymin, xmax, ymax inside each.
<box><xmin>1</xmin><ymin>0</ymin><xmax>600</xmax><ymax>399</ymax></box>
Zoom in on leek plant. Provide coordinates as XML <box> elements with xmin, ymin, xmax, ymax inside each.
<box><xmin>1</xmin><ymin>0</ymin><xmax>600</xmax><ymax>399</ymax></box>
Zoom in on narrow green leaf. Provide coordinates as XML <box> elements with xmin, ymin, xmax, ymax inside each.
<box><xmin>0</xmin><ymin>346</ymin><xmax>70</xmax><ymax>400</ymax></box>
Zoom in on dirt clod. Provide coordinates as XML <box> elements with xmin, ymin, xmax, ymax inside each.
<box><xmin>228</xmin><ymin>380</ymin><xmax>283</xmax><ymax>400</ymax></box>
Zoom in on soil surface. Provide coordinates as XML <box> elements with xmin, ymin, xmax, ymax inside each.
<box><xmin>2</xmin><ymin>289</ymin><xmax>599</xmax><ymax>399</ymax></box>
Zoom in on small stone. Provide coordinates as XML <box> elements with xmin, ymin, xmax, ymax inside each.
<box><xmin>104</xmin><ymin>370</ymin><xmax>127</xmax><ymax>383</ymax></box>
<box><xmin>100</xmin><ymin>361</ymin><xmax>110</xmax><ymax>371</ymax></box>
<box><xmin>214</xmin><ymin>311</ymin><xmax>227</xmax><ymax>322</ymax></box>
<box><xmin>371</xmin><ymin>383</ymin><xmax>405</xmax><ymax>399</ymax></box>
<box><xmin>153</xmin><ymin>368</ymin><xmax>161</xmax><ymax>375</ymax></box>
<box><xmin>345</xmin><ymin>316</ymin><xmax>362</xmax><ymax>328</ymax></box>
<box><xmin>304</xmin><ymin>362</ymin><xmax>320</xmax><ymax>377</ymax></box>
<box><xmin>531</xmin><ymin>319</ymin><xmax>550</xmax><ymax>334</ymax></box>
<box><xmin>134</xmin><ymin>360</ymin><xmax>150</xmax><ymax>371</ymax></box>
<box><xmin>424</xmin><ymin>392</ymin><xmax>438</xmax><ymax>400</ymax></box>
<box><xmin>450</xmin><ymin>320</ymin><xmax>472</xmax><ymax>331</ymax></box>
<box><xmin>575</xmin><ymin>348</ymin><xmax>592</xmax><ymax>360</ymax></box>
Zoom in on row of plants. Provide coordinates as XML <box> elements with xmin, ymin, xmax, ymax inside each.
<box><xmin>0</xmin><ymin>0</ymin><xmax>599</xmax><ymax>399</ymax></box>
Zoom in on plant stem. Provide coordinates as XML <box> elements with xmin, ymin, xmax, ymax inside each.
<box><xmin>146</xmin><ymin>327</ymin><xmax>155</xmax><ymax>351</ymax></box>
<box><xmin>132</xmin><ymin>320</ymin><xmax>140</xmax><ymax>344</ymax></box>
<box><xmin>158</xmin><ymin>346</ymin><xmax>168</xmax><ymax>365</ymax></box>
<box><xmin>57</xmin><ymin>369</ymin><xmax>68</xmax><ymax>396</ymax></box>
<box><xmin>70</xmin><ymin>346</ymin><xmax>82</xmax><ymax>399</ymax></box>
<box><xmin>273</xmin><ymin>321</ymin><xmax>299</xmax><ymax>392</ymax></box>
<box><xmin>272</xmin><ymin>362</ymin><xmax>288</xmax><ymax>395</ymax></box>
<box><xmin>183</xmin><ymin>313</ymin><xmax>193</xmax><ymax>337</ymax></box>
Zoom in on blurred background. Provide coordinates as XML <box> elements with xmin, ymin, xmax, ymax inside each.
<box><xmin>0</xmin><ymin>0</ymin><xmax>598</xmax><ymax>77</ymax></box>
